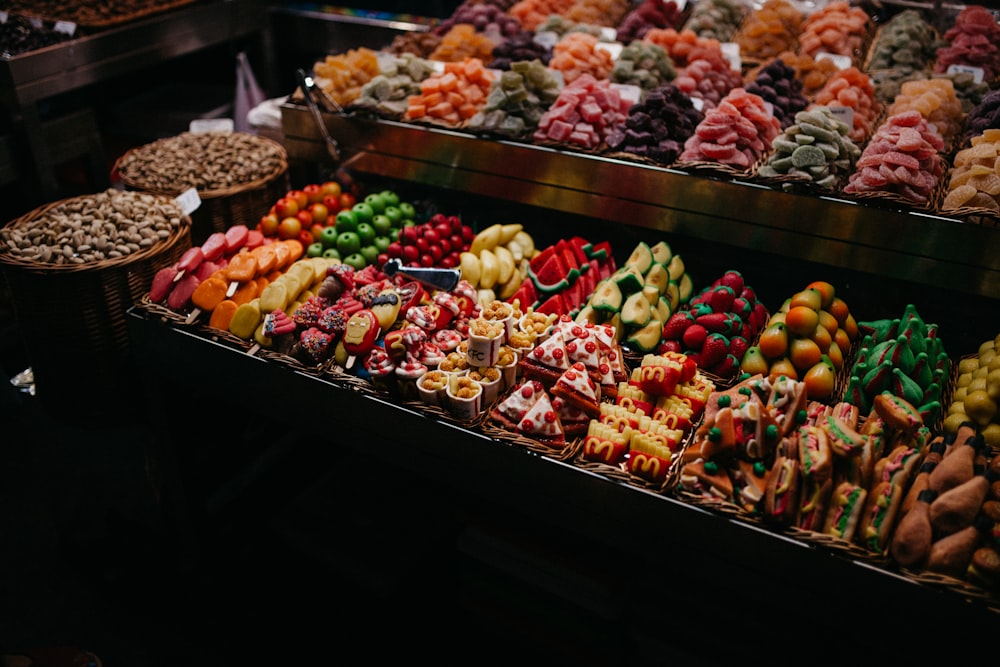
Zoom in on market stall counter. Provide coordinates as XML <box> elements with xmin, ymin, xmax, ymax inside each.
<box><xmin>126</xmin><ymin>303</ymin><xmax>999</xmax><ymax>663</ymax></box>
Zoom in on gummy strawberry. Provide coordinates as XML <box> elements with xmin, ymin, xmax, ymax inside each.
<box><xmin>700</xmin><ymin>332</ymin><xmax>729</xmax><ymax>369</ymax></box>
<box><xmin>662</xmin><ymin>311</ymin><xmax>695</xmax><ymax>340</ymax></box>
<box><xmin>728</xmin><ymin>335</ymin><xmax>749</xmax><ymax>361</ymax></box>
<box><xmin>749</xmin><ymin>302</ymin><xmax>770</xmax><ymax>332</ymax></box>
<box><xmin>709</xmin><ymin>353</ymin><xmax>741</xmax><ymax>378</ymax></box>
<box><xmin>731</xmin><ymin>295</ymin><xmax>753</xmax><ymax>319</ymax></box>
<box><xmin>708</xmin><ymin>285</ymin><xmax>736</xmax><ymax>313</ymax></box>
<box><xmin>683</xmin><ymin>323</ymin><xmax>709</xmax><ymax>351</ymax></box>
<box><xmin>696</xmin><ymin>311</ymin><xmax>738</xmax><ymax>335</ymax></box>
<box><xmin>658</xmin><ymin>338</ymin><xmax>683</xmax><ymax>354</ymax></box>
<box><xmin>717</xmin><ymin>270</ymin><xmax>745</xmax><ymax>295</ymax></box>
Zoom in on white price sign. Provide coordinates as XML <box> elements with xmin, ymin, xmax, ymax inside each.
<box><xmin>947</xmin><ymin>64</ymin><xmax>984</xmax><ymax>84</ymax></box>
<box><xmin>175</xmin><ymin>188</ymin><xmax>202</xmax><ymax>216</ymax></box>
<box><xmin>190</xmin><ymin>118</ymin><xmax>234</xmax><ymax>134</ymax></box>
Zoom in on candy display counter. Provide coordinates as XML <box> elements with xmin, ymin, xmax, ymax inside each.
<box><xmin>126</xmin><ymin>303</ymin><xmax>998</xmax><ymax>662</ymax></box>
<box><xmin>125</xmin><ymin>3</ymin><xmax>1000</xmax><ymax>656</ymax></box>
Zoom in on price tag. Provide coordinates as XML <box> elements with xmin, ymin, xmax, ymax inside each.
<box><xmin>947</xmin><ymin>64</ymin><xmax>984</xmax><ymax>84</ymax></box>
<box><xmin>721</xmin><ymin>42</ymin><xmax>742</xmax><ymax>72</ymax></box>
<box><xmin>816</xmin><ymin>52</ymin><xmax>852</xmax><ymax>70</ymax></box>
<box><xmin>599</xmin><ymin>27</ymin><xmax>617</xmax><ymax>42</ymax></box>
<box><xmin>827</xmin><ymin>105</ymin><xmax>854</xmax><ymax>128</ymax></box>
<box><xmin>533</xmin><ymin>31</ymin><xmax>559</xmax><ymax>49</ymax></box>
<box><xmin>690</xmin><ymin>96</ymin><xmax>704</xmax><ymax>112</ymax></box>
<box><xmin>53</xmin><ymin>20</ymin><xmax>76</xmax><ymax>36</ymax></box>
<box><xmin>0</xmin><ymin>11</ymin><xmax>9</xmax><ymax>23</ymax></box>
<box><xmin>595</xmin><ymin>41</ymin><xmax>622</xmax><ymax>61</ymax></box>
<box><xmin>613</xmin><ymin>83</ymin><xmax>642</xmax><ymax>106</ymax></box>
<box><xmin>28</xmin><ymin>17</ymin><xmax>42</xmax><ymax>29</ymax></box>
<box><xmin>175</xmin><ymin>188</ymin><xmax>202</xmax><ymax>216</ymax></box>
<box><xmin>190</xmin><ymin>118</ymin><xmax>234</xmax><ymax>134</ymax></box>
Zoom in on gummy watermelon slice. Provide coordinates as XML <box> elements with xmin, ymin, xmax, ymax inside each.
<box><xmin>534</xmin><ymin>292</ymin><xmax>567</xmax><ymax>316</ymax></box>
<box><xmin>567</xmin><ymin>236</ymin><xmax>591</xmax><ymax>267</ymax></box>
<box><xmin>586</xmin><ymin>240</ymin><xmax>612</xmax><ymax>261</ymax></box>
<box><xmin>508</xmin><ymin>278</ymin><xmax>538</xmax><ymax>309</ymax></box>
<box><xmin>577</xmin><ymin>263</ymin><xmax>598</xmax><ymax>301</ymax></box>
<box><xmin>528</xmin><ymin>250</ymin><xmax>571</xmax><ymax>294</ymax></box>
<box><xmin>562</xmin><ymin>278</ymin><xmax>584</xmax><ymax>314</ymax></box>
<box><xmin>528</xmin><ymin>244</ymin><xmax>557</xmax><ymax>274</ymax></box>
<box><xmin>556</xmin><ymin>239</ymin><xmax>579</xmax><ymax>271</ymax></box>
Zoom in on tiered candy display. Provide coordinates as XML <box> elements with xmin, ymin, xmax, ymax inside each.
<box><xmin>293</xmin><ymin>2</ymin><xmax>1000</xmax><ymax>224</ymax></box>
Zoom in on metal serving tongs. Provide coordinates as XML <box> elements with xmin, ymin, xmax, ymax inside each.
<box><xmin>296</xmin><ymin>68</ymin><xmax>341</xmax><ymax>162</ymax></box>
<box><xmin>382</xmin><ymin>258</ymin><xmax>461</xmax><ymax>293</ymax></box>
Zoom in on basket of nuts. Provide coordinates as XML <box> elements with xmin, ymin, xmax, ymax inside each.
<box><xmin>112</xmin><ymin>130</ymin><xmax>289</xmax><ymax>245</ymax></box>
<box><xmin>0</xmin><ymin>188</ymin><xmax>191</xmax><ymax>419</ymax></box>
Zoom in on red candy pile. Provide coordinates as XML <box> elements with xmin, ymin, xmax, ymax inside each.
<box><xmin>532</xmin><ymin>73</ymin><xmax>632</xmax><ymax>149</ymax></box>
<box><xmin>679</xmin><ymin>87</ymin><xmax>782</xmax><ymax>169</ymax></box>
<box><xmin>843</xmin><ymin>110</ymin><xmax>945</xmax><ymax>204</ymax></box>
<box><xmin>934</xmin><ymin>5</ymin><xmax>1000</xmax><ymax>84</ymax></box>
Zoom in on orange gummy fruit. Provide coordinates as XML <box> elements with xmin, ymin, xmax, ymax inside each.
<box><xmin>785</xmin><ymin>305</ymin><xmax>820</xmax><ymax>337</ymax></box>
<box><xmin>803</xmin><ymin>357</ymin><xmax>837</xmax><ymax>401</ymax></box>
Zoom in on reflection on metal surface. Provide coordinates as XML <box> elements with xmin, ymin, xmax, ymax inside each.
<box><xmin>280</xmin><ymin>104</ymin><xmax>1000</xmax><ymax>300</ymax></box>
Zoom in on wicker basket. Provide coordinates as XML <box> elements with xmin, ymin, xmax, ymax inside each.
<box><xmin>113</xmin><ymin>132</ymin><xmax>290</xmax><ymax>246</ymax></box>
<box><xmin>0</xmin><ymin>192</ymin><xmax>191</xmax><ymax>420</ymax></box>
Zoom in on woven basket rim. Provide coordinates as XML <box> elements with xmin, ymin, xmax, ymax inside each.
<box><xmin>113</xmin><ymin>133</ymin><xmax>289</xmax><ymax>200</ymax></box>
<box><xmin>0</xmin><ymin>192</ymin><xmax>192</xmax><ymax>274</ymax></box>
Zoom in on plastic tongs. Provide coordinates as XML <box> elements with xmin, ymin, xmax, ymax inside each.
<box><xmin>296</xmin><ymin>68</ymin><xmax>341</xmax><ymax>162</ymax></box>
